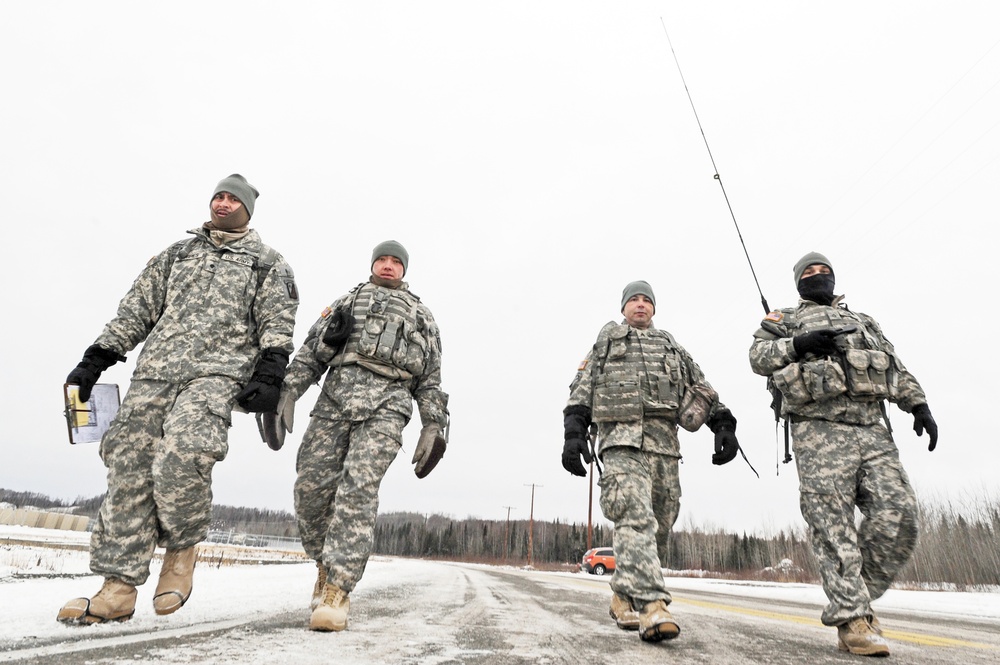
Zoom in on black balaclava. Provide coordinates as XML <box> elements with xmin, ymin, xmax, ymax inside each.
<box><xmin>793</xmin><ymin>251</ymin><xmax>835</xmax><ymax>305</ymax></box>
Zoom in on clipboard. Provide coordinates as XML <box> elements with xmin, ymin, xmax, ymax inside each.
<box><xmin>63</xmin><ymin>383</ymin><xmax>121</xmax><ymax>444</ymax></box>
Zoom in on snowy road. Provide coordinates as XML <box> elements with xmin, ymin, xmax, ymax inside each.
<box><xmin>1</xmin><ymin>555</ymin><xmax>998</xmax><ymax>664</ymax></box>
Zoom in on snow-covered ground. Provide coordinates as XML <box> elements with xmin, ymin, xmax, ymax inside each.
<box><xmin>2</xmin><ymin>524</ymin><xmax>998</xmax><ymax>661</ymax></box>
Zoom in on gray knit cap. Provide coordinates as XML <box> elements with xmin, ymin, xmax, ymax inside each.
<box><xmin>212</xmin><ymin>174</ymin><xmax>259</xmax><ymax>219</ymax></box>
<box><xmin>620</xmin><ymin>280</ymin><xmax>656</xmax><ymax>312</ymax></box>
<box><xmin>371</xmin><ymin>240</ymin><xmax>409</xmax><ymax>276</ymax></box>
<box><xmin>793</xmin><ymin>251</ymin><xmax>833</xmax><ymax>283</ymax></box>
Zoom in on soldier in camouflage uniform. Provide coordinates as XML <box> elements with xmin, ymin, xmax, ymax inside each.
<box><xmin>281</xmin><ymin>240</ymin><xmax>449</xmax><ymax>632</ymax></box>
<box><xmin>58</xmin><ymin>174</ymin><xmax>299</xmax><ymax>625</ymax></box>
<box><xmin>749</xmin><ymin>251</ymin><xmax>938</xmax><ymax>657</ymax></box>
<box><xmin>562</xmin><ymin>281</ymin><xmax>742</xmax><ymax>644</ymax></box>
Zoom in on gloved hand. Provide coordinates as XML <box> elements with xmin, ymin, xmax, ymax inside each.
<box><xmin>562</xmin><ymin>405</ymin><xmax>593</xmax><ymax>477</ymax></box>
<box><xmin>412</xmin><ymin>423</ymin><xmax>447</xmax><ymax>478</ymax></box>
<box><xmin>792</xmin><ymin>329</ymin><xmax>841</xmax><ymax>358</ymax></box>
<box><xmin>256</xmin><ymin>390</ymin><xmax>296</xmax><ymax>451</ymax></box>
<box><xmin>236</xmin><ymin>348</ymin><xmax>289</xmax><ymax>413</ymax></box>
<box><xmin>708</xmin><ymin>409</ymin><xmax>739</xmax><ymax>465</ymax></box>
<box><xmin>322</xmin><ymin>308</ymin><xmax>356</xmax><ymax>348</ymax></box>
<box><xmin>911</xmin><ymin>403</ymin><xmax>938</xmax><ymax>451</ymax></box>
<box><xmin>66</xmin><ymin>345</ymin><xmax>126</xmax><ymax>402</ymax></box>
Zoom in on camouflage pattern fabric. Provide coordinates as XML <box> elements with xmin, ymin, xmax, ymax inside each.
<box><xmin>792</xmin><ymin>418</ymin><xmax>917</xmax><ymax>626</ymax></box>
<box><xmin>85</xmin><ymin>228</ymin><xmax>298</xmax><ymax>585</ymax></box>
<box><xmin>285</xmin><ymin>279</ymin><xmax>448</xmax><ymax>592</ymax></box>
<box><xmin>90</xmin><ymin>376</ymin><xmax>240</xmax><ymax>586</ymax></box>
<box><xmin>749</xmin><ymin>300</ymin><xmax>926</xmax><ymax>424</ymax></box>
<box><xmin>750</xmin><ymin>299</ymin><xmax>925</xmax><ymax>626</ymax></box>
<box><xmin>567</xmin><ymin>321</ymin><xmax>729</xmax><ymax>457</ymax></box>
<box><xmin>293</xmin><ymin>408</ymin><xmax>406</xmax><ymax>592</ymax></box>
<box><xmin>600</xmin><ymin>446</ymin><xmax>679</xmax><ymax>606</ymax></box>
<box><xmin>284</xmin><ymin>281</ymin><xmax>448</xmax><ymax>428</ymax></box>
<box><xmin>96</xmin><ymin>228</ymin><xmax>298</xmax><ymax>381</ymax></box>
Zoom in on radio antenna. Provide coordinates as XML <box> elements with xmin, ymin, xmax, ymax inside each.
<box><xmin>660</xmin><ymin>18</ymin><xmax>770</xmax><ymax>314</ymax></box>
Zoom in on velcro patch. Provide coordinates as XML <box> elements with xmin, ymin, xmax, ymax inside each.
<box><xmin>764</xmin><ymin>311</ymin><xmax>784</xmax><ymax>323</ymax></box>
<box><xmin>321</xmin><ymin>306</ymin><xmax>333</xmax><ymax>318</ymax></box>
<box><xmin>577</xmin><ymin>359</ymin><xmax>589</xmax><ymax>371</ymax></box>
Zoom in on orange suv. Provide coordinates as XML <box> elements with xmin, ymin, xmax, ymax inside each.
<box><xmin>581</xmin><ymin>547</ymin><xmax>616</xmax><ymax>575</ymax></box>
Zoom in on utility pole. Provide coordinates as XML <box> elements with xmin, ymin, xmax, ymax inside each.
<box><xmin>502</xmin><ymin>505</ymin><xmax>516</xmax><ymax>562</ymax></box>
<box><xmin>524</xmin><ymin>483</ymin><xmax>542</xmax><ymax>567</ymax></box>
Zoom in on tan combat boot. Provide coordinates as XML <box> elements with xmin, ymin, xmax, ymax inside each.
<box><xmin>638</xmin><ymin>599</ymin><xmax>680</xmax><ymax>643</ymax></box>
<box><xmin>310</xmin><ymin>584</ymin><xmax>350</xmax><ymax>632</ymax></box>
<box><xmin>609</xmin><ymin>593</ymin><xmax>640</xmax><ymax>631</ymax></box>
<box><xmin>310</xmin><ymin>561</ymin><xmax>329</xmax><ymax>610</ymax></box>
<box><xmin>153</xmin><ymin>547</ymin><xmax>197</xmax><ymax>616</ymax></box>
<box><xmin>837</xmin><ymin>616</ymin><xmax>890</xmax><ymax>657</ymax></box>
<box><xmin>57</xmin><ymin>577</ymin><xmax>137</xmax><ymax>625</ymax></box>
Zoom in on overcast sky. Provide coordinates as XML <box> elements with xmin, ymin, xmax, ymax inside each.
<box><xmin>2</xmin><ymin>1</ymin><xmax>998</xmax><ymax>536</ymax></box>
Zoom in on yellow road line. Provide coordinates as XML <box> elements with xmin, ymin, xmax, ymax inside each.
<box><xmin>674</xmin><ymin>595</ymin><xmax>997</xmax><ymax>651</ymax></box>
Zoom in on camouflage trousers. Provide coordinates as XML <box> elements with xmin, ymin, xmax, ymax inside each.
<box><xmin>791</xmin><ymin>418</ymin><xmax>918</xmax><ymax>626</ymax></box>
<box><xmin>294</xmin><ymin>410</ymin><xmax>405</xmax><ymax>593</ymax></box>
<box><xmin>91</xmin><ymin>377</ymin><xmax>237</xmax><ymax>586</ymax></box>
<box><xmin>599</xmin><ymin>445</ymin><xmax>681</xmax><ymax>606</ymax></box>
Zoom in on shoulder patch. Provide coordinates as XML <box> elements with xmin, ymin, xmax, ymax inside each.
<box><xmin>320</xmin><ymin>306</ymin><xmax>333</xmax><ymax>318</ymax></box>
<box><xmin>577</xmin><ymin>359</ymin><xmax>589</xmax><ymax>372</ymax></box>
<box><xmin>764</xmin><ymin>311</ymin><xmax>784</xmax><ymax>323</ymax></box>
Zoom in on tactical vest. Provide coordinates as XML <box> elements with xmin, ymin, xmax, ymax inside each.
<box><xmin>589</xmin><ymin>323</ymin><xmax>689</xmax><ymax>423</ymax></box>
<box><xmin>326</xmin><ymin>282</ymin><xmax>427</xmax><ymax>380</ymax></box>
<box><xmin>768</xmin><ymin>305</ymin><xmax>897</xmax><ymax>406</ymax></box>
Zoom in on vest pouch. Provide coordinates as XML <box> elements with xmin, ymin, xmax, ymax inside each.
<box><xmin>357</xmin><ymin>315</ymin><xmax>385</xmax><ymax>360</ymax></box>
<box><xmin>800</xmin><ymin>359</ymin><xmax>847</xmax><ymax>402</ymax></box>
<box><xmin>772</xmin><ymin>362</ymin><xmax>812</xmax><ymax>406</ymax></box>
<box><xmin>868</xmin><ymin>351</ymin><xmax>892</xmax><ymax>398</ymax></box>
<box><xmin>374</xmin><ymin>319</ymin><xmax>403</xmax><ymax>363</ymax></box>
<box><xmin>592</xmin><ymin>371</ymin><xmax>643</xmax><ymax>423</ymax></box>
<box><xmin>678</xmin><ymin>383</ymin><xmax>718</xmax><ymax>432</ymax></box>
<box><xmin>844</xmin><ymin>349</ymin><xmax>891</xmax><ymax>398</ymax></box>
<box><xmin>401</xmin><ymin>329</ymin><xmax>427</xmax><ymax>375</ymax></box>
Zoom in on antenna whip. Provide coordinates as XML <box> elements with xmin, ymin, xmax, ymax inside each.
<box><xmin>660</xmin><ymin>18</ymin><xmax>770</xmax><ymax>315</ymax></box>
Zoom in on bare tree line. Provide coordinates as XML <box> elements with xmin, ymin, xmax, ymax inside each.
<box><xmin>3</xmin><ymin>488</ymin><xmax>996</xmax><ymax>587</ymax></box>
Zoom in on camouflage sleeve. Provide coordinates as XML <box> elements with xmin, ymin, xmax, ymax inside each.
<box><xmin>252</xmin><ymin>253</ymin><xmax>298</xmax><ymax>356</ymax></box>
<box><xmin>676</xmin><ymin>345</ymin><xmax>731</xmax><ymax>419</ymax></box>
<box><xmin>566</xmin><ymin>344</ymin><xmax>598</xmax><ymax>412</ymax></box>
<box><xmin>413</xmin><ymin>304</ymin><xmax>449</xmax><ymax>429</ymax></box>
<box><xmin>859</xmin><ymin>313</ymin><xmax>928</xmax><ymax>412</ymax></box>
<box><xmin>93</xmin><ymin>247</ymin><xmax>174</xmax><ymax>355</ymax></box>
<box><xmin>283</xmin><ymin>295</ymin><xmax>350</xmax><ymax>402</ymax></box>
<box><xmin>749</xmin><ymin>322</ymin><xmax>797</xmax><ymax>377</ymax></box>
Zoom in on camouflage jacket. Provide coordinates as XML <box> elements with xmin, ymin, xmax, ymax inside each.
<box><xmin>749</xmin><ymin>299</ymin><xmax>926</xmax><ymax>425</ymax></box>
<box><xmin>284</xmin><ymin>280</ymin><xmax>448</xmax><ymax>428</ymax></box>
<box><xmin>566</xmin><ymin>321</ymin><xmax>727</xmax><ymax>453</ymax></box>
<box><xmin>94</xmin><ymin>228</ymin><xmax>298</xmax><ymax>384</ymax></box>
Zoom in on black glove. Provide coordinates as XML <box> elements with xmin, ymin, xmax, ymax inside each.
<box><xmin>66</xmin><ymin>345</ymin><xmax>126</xmax><ymax>402</ymax></box>
<box><xmin>708</xmin><ymin>409</ymin><xmax>739</xmax><ymax>465</ymax></box>
<box><xmin>911</xmin><ymin>403</ymin><xmax>938</xmax><ymax>452</ymax></box>
<box><xmin>322</xmin><ymin>309</ymin><xmax>356</xmax><ymax>348</ymax></box>
<box><xmin>236</xmin><ymin>348</ymin><xmax>290</xmax><ymax>413</ymax></box>
<box><xmin>562</xmin><ymin>405</ymin><xmax>593</xmax><ymax>477</ymax></box>
<box><xmin>792</xmin><ymin>329</ymin><xmax>841</xmax><ymax>358</ymax></box>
